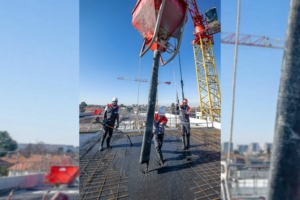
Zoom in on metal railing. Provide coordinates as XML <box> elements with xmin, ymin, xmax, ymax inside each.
<box><xmin>79</xmin><ymin>107</ymin><xmax>216</xmax><ymax>133</ymax></box>
<box><xmin>221</xmin><ymin>162</ymin><xmax>270</xmax><ymax>199</ymax></box>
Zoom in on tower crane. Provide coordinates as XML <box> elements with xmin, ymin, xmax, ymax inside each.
<box><xmin>117</xmin><ymin>76</ymin><xmax>171</xmax><ymax>85</ymax></box>
<box><xmin>117</xmin><ymin>76</ymin><xmax>171</xmax><ymax>109</ymax></box>
<box><xmin>187</xmin><ymin>1</ymin><xmax>221</xmax><ymax>122</ymax></box>
<box><xmin>221</xmin><ymin>32</ymin><xmax>284</xmax><ymax>49</ymax></box>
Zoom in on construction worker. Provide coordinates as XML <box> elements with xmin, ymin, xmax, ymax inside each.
<box><xmin>177</xmin><ymin>98</ymin><xmax>191</xmax><ymax>150</ymax></box>
<box><xmin>153</xmin><ymin>106</ymin><xmax>168</xmax><ymax>166</ymax></box>
<box><xmin>99</xmin><ymin>97</ymin><xmax>120</xmax><ymax>151</ymax></box>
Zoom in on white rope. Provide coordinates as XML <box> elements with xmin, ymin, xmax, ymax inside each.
<box><xmin>136</xmin><ymin>57</ymin><xmax>142</xmax><ymax>132</ymax></box>
<box><xmin>172</xmin><ymin>60</ymin><xmax>179</xmax><ymax>126</ymax></box>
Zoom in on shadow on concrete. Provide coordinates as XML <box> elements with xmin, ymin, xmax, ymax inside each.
<box><xmin>148</xmin><ymin>149</ymin><xmax>219</xmax><ymax>175</ymax></box>
<box><xmin>110</xmin><ymin>142</ymin><xmax>142</xmax><ymax>149</ymax></box>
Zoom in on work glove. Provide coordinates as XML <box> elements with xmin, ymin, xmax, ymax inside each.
<box><xmin>102</xmin><ymin>120</ymin><xmax>106</xmax><ymax>126</ymax></box>
<box><xmin>154</xmin><ymin>120</ymin><xmax>159</xmax><ymax>128</ymax></box>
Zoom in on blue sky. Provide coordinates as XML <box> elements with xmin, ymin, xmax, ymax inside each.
<box><xmin>221</xmin><ymin>0</ymin><xmax>290</xmax><ymax>146</ymax></box>
<box><xmin>80</xmin><ymin>0</ymin><xmax>220</xmax><ymax>107</ymax></box>
<box><xmin>0</xmin><ymin>1</ymin><xmax>79</xmax><ymax>146</ymax></box>
<box><xmin>1</xmin><ymin>0</ymin><xmax>287</xmax><ymax>148</ymax></box>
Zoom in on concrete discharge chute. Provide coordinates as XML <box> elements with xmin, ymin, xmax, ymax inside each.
<box><xmin>132</xmin><ymin>0</ymin><xmax>188</xmax><ymax>166</ymax></box>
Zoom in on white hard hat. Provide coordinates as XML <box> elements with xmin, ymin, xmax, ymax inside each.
<box><xmin>158</xmin><ymin>106</ymin><xmax>166</xmax><ymax>116</ymax></box>
<box><xmin>112</xmin><ymin>97</ymin><xmax>118</xmax><ymax>106</ymax></box>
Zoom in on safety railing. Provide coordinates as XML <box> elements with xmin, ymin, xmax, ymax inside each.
<box><xmin>221</xmin><ymin>162</ymin><xmax>270</xmax><ymax>199</ymax></box>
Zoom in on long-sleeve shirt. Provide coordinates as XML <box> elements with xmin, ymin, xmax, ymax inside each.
<box><xmin>104</xmin><ymin>104</ymin><xmax>120</xmax><ymax>125</ymax></box>
<box><xmin>153</xmin><ymin>113</ymin><xmax>168</xmax><ymax>134</ymax></box>
<box><xmin>177</xmin><ymin>104</ymin><xmax>190</xmax><ymax>123</ymax></box>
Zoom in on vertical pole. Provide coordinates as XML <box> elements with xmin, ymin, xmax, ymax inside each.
<box><xmin>267</xmin><ymin>1</ymin><xmax>300</xmax><ymax>199</ymax></box>
<box><xmin>137</xmin><ymin>58</ymin><xmax>142</xmax><ymax>133</ymax></box>
<box><xmin>227</xmin><ymin>0</ymin><xmax>241</xmax><ymax>182</ymax></box>
<box><xmin>39</xmin><ymin>151</ymin><xmax>43</xmax><ymax>173</ymax></box>
<box><xmin>140</xmin><ymin>50</ymin><xmax>160</xmax><ymax>164</ymax></box>
<box><xmin>178</xmin><ymin>51</ymin><xmax>184</xmax><ymax>100</ymax></box>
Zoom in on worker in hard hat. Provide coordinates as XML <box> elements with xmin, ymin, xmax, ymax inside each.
<box><xmin>177</xmin><ymin>98</ymin><xmax>191</xmax><ymax>150</ymax></box>
<box><xmin>99</xmin><ymin>97</ymin><xmax>120</xmax><ymax>151</ymax></box>
<box><xmin>153</xmin><ymin>106</ymin><xmax>168</xmax><ymax>166</ymax></box>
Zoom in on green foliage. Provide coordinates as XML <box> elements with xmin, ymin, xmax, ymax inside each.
<box><xmin>233</xmin><ymin>149</ymin><xmax>239</xmax><ymax>155</ymax></box>
<box><xmin>22</xmin><ymin>143</ymin><xmax>33</xmax><ymax>158</ymax></box>
<box><xmin>80</xmin><ymin>102</ymin><xmax>87</xmax><ymax>108</ymax></box>
<box><xmin>0</xmin><ymin>166</ymin><xmax>9</xmax><ymax>176</ymax></box>
<box><xmin>0</xmin><ymin>131</ymin><xmax>18</xmax><ymax>157</ymax></box>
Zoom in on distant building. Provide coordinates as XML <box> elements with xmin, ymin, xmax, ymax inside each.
<box><xmin>248</xmin><ymin>143</ymin><xmax>260</xmax><ymax>153</ymax></box>
<box><xmin>222</xmin><ymin>142</ymin><xmax>233</xmax><ymax>153</ymax></box>
<box><xmin>7</xmin><ymin>155</ymin><xmax>78</xmax><ymax>176</ymax></box>
<box><xmin>221</xmin><ymin>153</ymin><xmax>245</xmax><ymax>165</ymax></box>
<box><xmin>261</xmin><ymin>143</ymin><xmax>273</xmax><ymax>152</ymax></box>
<box><xmin>236</xmin><ymin>144</ymin><xmax>248</xmax><ymax>154</ymax></box>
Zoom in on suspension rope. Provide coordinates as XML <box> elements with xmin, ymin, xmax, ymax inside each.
<box><xmin>172</xmin><ymin>60</ymin><xmax>179</xmax><ymax>126</ymax></box>
<box><xmin>174</xmin><ymin>39</ymin><xmax>185</xmax><ymax>100</ymax></box>
<box><xmin>178</xmin><ymin>50</ymin><xmax>185</xmax><ymax>100</ymax></box>
<box><xmin>136</xmin><ymin>57</ymin><xmax>142</xmax><ymax>132</ymax></box>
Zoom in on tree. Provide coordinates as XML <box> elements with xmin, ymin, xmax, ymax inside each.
<box><xmin>23</xmin><ymin>143</ymin><xmax>33</xmax><ymax>158</ymax></box>
<box><xmin>233</xmin><ymin>149</ymin><xmax>239</xmax><ymax>155</ymax></box>
<box><xmin>0</xmin><ymin>131</ymin><xmax>18</xmax><ymax>157</ymax></box>
<box><xmin>34</xmin><ymin>142</ymin><xmax>46</xmax><ymax>155</ymax></box>
<box><xmin>80</xmin><ymin>102</ymin><xmax>87</xmax><ymax>108</ymax></box>
<box><xmin>0</xmin><ymin>166</ymin><xmax>9</xmax><ymax>176</ymax></box>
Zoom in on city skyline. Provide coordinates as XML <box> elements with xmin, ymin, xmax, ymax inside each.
<box><xmin>222</xmin><ymin>141</ymin><xmax>273</xmax><ymax>153</ymax></box>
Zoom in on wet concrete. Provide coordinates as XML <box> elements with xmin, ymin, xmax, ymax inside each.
<box><xmin>80</xmin><ymin>129</ymin><xmax>220</xmax><ymax>200</ymax></box>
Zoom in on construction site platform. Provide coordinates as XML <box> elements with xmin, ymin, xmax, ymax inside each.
<box><xmin>79</xmin><ymin>128</ymin><xmax>220</xmax><ymax>200</ymax></box>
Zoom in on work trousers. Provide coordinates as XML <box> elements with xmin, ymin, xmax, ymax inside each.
<box><xmin>153</xmin><ymin>133</ymin><xmax>164</xmax><ymax>152</ymax></box>
<box><xmin>103</xmin><ymin>123</ymin><xmax>114</xmax><ymax>140</ymax></box>
<box><xmin>181</xmin><ymin>123</ymin><xmax>190</xmax><ymax>136</ymax></box>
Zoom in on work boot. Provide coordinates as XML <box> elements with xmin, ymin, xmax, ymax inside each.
<box><xmin>107</xmin><ymin>137</ymin><xmax>112</xmax><ymax>149</ymax></box>
<box><xmin>181</xmin><ymin>136</ymin><xmax>186</xmax><ymax>150</ymax></box>
<box><xmin>99</xmin><ymin>137</ymin><xmax>105</xmax><ymax>151</ymax></box>
<box><xmin>186</xmin><ymin>135</ymin><xmax>190</xmax><ymax>149</ymax></box>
